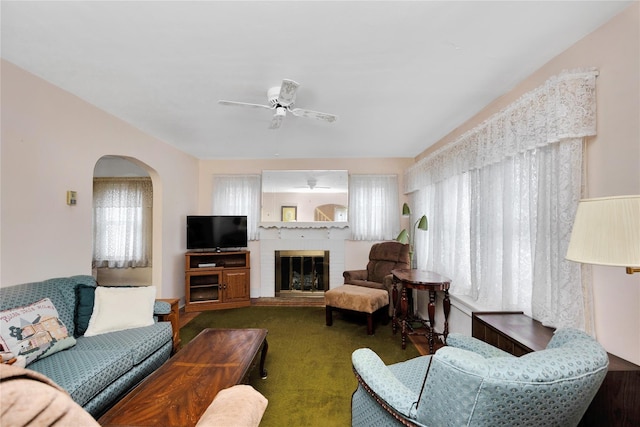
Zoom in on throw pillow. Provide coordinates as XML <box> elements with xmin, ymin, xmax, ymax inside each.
<box><xmin>74</xmin><ymin>284</ymin><xmax>96</xmax><ymax>337</ymax></box>
<box><xmin>83</xmin><ymin>286</ymin><xmax>156</xmax><ymax>337</ymax></box>
<box><xmin>0</xmin><ymin>298</ymin><xmax>77</xmax><ymax>366</ymax></box>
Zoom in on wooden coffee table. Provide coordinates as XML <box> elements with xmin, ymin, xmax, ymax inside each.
<box><xmin>99</xmin><ymin>328</ymin><xmax>268</xmax><ymax>427</ymax></box>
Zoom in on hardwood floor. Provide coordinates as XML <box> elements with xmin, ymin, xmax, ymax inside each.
<box><xmin>179</xmin><ymin>310</ymin><xmax>200</xmax><ymax>328</ymax></box>
<box><xmin>408</xmin><ymin>330</ymin><xmax>444</xmax><ymax>356</ymax></box>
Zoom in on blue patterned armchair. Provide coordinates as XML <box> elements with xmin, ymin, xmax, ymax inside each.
<box><xmin>351</xmin><ymin>328</ymin><xmax>608</xmax><ymax>427</ymax></box>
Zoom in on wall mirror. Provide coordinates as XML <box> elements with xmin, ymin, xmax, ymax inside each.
<box><xmin>261</xmin><ymin>170</ymin><xmax>348</xmax><ymax>222</ymax></box>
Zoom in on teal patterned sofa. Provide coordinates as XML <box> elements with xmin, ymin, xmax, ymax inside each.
<box><xmin>0</xmin><ymin>275</ymin><xmax>173</xmax><ymax>418</ymax></box>
<box><xmin>352</xmin><ymin>328</ymin><xmax>608</xmax><ymax>427</ymax></box>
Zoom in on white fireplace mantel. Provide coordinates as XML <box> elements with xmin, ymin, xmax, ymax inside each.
<box><xmin>259</xmin><ymin>221</ymin><xmax>349</xmax><ymax>229</ymax></box>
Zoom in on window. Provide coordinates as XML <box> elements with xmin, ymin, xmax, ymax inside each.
<box><xmin>406</xmin><ymin>69</ymin><xmax>597</xmax><ymax>330</ymax></box>
<box><xmin>93</xmin><ymin>178</ymin><xmax>152</xmax><ymax>268</ymax></box>
<box><xmin>349</xmin><ymin>174</ymin><xmax>400</xmax><ymax>240</ymax></box>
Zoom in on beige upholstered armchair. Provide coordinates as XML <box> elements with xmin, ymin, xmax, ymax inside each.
<box><xmin>343</xmin><ymin>241</ymin><xmax>410</xmax><ymax>316</ymax></box>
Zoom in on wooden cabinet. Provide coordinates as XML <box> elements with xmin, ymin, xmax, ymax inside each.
<box><xmin>185</xmin><ymin>251</ymin><xmax>250</xmax><ymax>312</ymax></box>
<box><xmin>472</xmin><ymin>311</ymin><xmax>640</xmax><ymax>427</ymax></box>
<box><xmin>471</xmin><ymin>311</ymin><xmax>554</xmax><ymax>356</ymax></box>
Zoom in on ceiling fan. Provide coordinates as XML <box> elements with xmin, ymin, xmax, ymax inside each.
<box><xmin>295</xmin><ymin>178</ymin><xmax>331</xmax><ymax>190</ymax></box>
<box><xmin>218</xmin><ymin>79</ymin><xmax>338</xmax><ymax>129</ymax></box>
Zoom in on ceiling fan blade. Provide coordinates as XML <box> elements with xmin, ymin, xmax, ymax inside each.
<box><xmin>218</xmin><ymin>100</ymin><xmax>273</xmax><ymax>110</ymax></box>
<box><xmin>278</xmin><ymin>79</ymin><xmax>299</xmax><ymax>106</ymax></box>
<box><xmin>290</xmin><ymin>108</ymin><xmax>338</xmax><ymax>123</ymax></box>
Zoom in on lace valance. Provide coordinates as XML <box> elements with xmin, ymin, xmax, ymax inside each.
<box><xmin>405</xmin><ymin>68</ymin><xmax>598</xmax><ymax>193</ymax></box>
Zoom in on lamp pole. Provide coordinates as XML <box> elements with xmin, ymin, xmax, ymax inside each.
<box><xmin>397</xmin><ymin>204</ymin><xmax>428</xmax><ymax>269</ymax></box>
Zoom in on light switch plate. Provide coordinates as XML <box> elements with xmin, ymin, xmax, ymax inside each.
<box><xmin>67</xmin><ymin>191</ymin><xmax>77</xmax><ymax>205</ymax></box>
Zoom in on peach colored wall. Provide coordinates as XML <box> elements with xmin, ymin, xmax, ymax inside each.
<box><xmin>0</xmin><ymin>60</ymin><xmax>200</xmax><ymax>301</ymax></box>
<box><xmin>415</xmin><ymin>4</ymin><xmax>640</xmax><ymax>364</ymax></box>
<box><xmin>198</xmin><ymin>158</ymin><xmax>413</xmax><ymax>297</ymax></box>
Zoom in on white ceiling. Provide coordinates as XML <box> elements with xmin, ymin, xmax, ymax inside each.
<box><xmin>1</xmin><ymin>1</ymin><xmax>633</xmax><ymax>160</ymax></box>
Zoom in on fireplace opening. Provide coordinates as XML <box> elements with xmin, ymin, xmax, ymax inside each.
<box><xmin>275</xmin><ymin>250</ymin><xmax>329</xmax><ymax>297</ymax></box>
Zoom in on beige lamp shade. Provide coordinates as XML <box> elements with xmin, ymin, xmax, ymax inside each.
<box><xmin>566</xmin><ymin>195</ymin><xmax>640</xmax><ymax>268</ymax></box>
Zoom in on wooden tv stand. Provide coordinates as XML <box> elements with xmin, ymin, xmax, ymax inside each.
<box><xmin>184</xmin><ymin>251</ymin><xmax>250</xmax><ymax>312</ymax></box>
<box><xmin>472</xmin><ymin>311</ymin><xmax>640</xmax><ymax>426</ymax></box>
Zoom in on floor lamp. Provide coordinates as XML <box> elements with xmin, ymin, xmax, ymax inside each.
<box><xmin>396</xmin><ymin>203</ymin><xmax>428</xmax><ymax>269</ymax></box>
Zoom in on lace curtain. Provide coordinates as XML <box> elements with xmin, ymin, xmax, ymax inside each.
<box><xmin>211</xmin><ymin>174</ymin><xmax>261</xmax><ymax>240</ymax></box>
<box><xmin>409</xmin><ymin>69</ymin><xmax>597</xmax><ymax>331</ymax></box>
<box><xmin>93</xmin><ymin>177</ymin><xmax>153</xmax><ymax>268</ymax></box>
<box><xmin>349</xmin><ymin>174</ymin><xmax>400</xmax><ymax>240</ymax></box>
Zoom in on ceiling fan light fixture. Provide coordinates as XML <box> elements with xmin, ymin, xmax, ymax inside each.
<box><xmin>220</xmin><ymin>79</ymin><xmax>338</xmax><ymax>129</ymax></box>
<box><xmin>307</xmin><ymin>178</ymin><xmax>317</xmax><ymax>190</ymax></box>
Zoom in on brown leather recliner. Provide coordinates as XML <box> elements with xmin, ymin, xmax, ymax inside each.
<box><xmin>342</xmin><ymin>241</ymin><xmax>410</xmax><ymax>316</ymax></box>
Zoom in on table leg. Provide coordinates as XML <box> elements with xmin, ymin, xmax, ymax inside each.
<box><xmin>259</xmin><ymin>339</ymin><xmax>268</xmax><ymax>379</ymax></box>
<box><xmin>400</xmin><ymin>286</ymin><xmax>409</xmax><ymax>350</ymax></box>
<box><xmin>392</xmin><ymin>280</ymin><xmax>399</xmax><ymax>334</ymax></box>
<box><xmin>442</xmin><ymin>290</ymin><xmax>450</xmax><ymax>344</ymax></box>
<box><xmin>427</xmin><ymin>290</ymin><xmax>437</xmax><ymax>354</ymax></box>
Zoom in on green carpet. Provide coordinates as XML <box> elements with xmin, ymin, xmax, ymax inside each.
<box><xmin>180</xmin><ymin>306</ymin><xmax>420</xmax><ymax>426</ymax></box>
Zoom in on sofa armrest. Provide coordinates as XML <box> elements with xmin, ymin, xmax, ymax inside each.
<box><xmin>153</xmin><ymin>300</ymin><xmax>171</xmax><ymax>315</ymax></box>
<box><xmin>343</xmin><ymin>270</ymin><xmax>368</xmax><ymax>283</ymax></box>
<box><xmin>155</xmin><ymin>298</ymin><xmax>181</xmax><ymax>354</ymax></box>
<box><xmin>446</xmin><ymin>333</ymin><xmax>514</xmax><ymax>359</ymax></box>
<box><xmin>352</xmin><ymin>348</ymin><xmax>418</xmax><ymax>419</ymax></box>
<box><xmin>195</xmin><ymin>385</ymin><xmax>267</xmax><ymax>427</ymax></box>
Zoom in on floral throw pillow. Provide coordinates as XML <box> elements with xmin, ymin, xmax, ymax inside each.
<box><xmin>0</xmin><ymin>298</ymin><xmax>76</xmax><ymax>366</ymax></box>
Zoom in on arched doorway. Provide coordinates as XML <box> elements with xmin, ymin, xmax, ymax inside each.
<box><xmin>93</xmin><ymin>155</ymin><xmax>159</xmax><ymax>287</ymax></box>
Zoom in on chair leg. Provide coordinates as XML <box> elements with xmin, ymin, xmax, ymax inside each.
<box><xmin>326</xmin><ymin>306</ymin><xmax>333</xmax><ymax>326</ymax></box>
<box><xmin>379</xmin><ymin>306</ymin><xmax>390</xmax><ymax>325</ymax></box>
<box><xmin>367</xmin><ymin>313</ymin><xmax>374</xmax><ymax>335</ymax></box>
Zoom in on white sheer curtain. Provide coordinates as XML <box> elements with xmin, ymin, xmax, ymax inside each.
<box><xmin>407</xmin><ymin>69</ymin><xmax>597</xmax><ymax>331</ymax></box>
<box><xmin>414</xmin><ymin>174</ymin><xmax>471</xmax><ymax>297</ymax></box>
<box><xmin>211</xmin><ymin>175</ymin><xmax>261</xmax><ymax>240</ymax></box>
<box><xmin>349</xmin><ymin>174</ymin><xmax>400</xmax><ymax>240</ymax></box>
<box><xmin>93</xmin><ymin>177</ymin><xmax>153</xmax><ymax>268</ymax></box>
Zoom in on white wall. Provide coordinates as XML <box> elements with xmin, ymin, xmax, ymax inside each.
<box><xmin>416</xmin><ymin>4</ymin><xmax>640</xmax><ymax>364</ymax></box>
<box><xmin>1</xmin><ymin>60</ymin><xmax>199</xmax><ymax>302</ymax></box>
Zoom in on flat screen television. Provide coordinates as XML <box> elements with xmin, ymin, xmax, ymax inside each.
<box><xmin>187</xmin><ymin>215</ymin><xmax>248</xmax><ymax>251</ymax></box>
